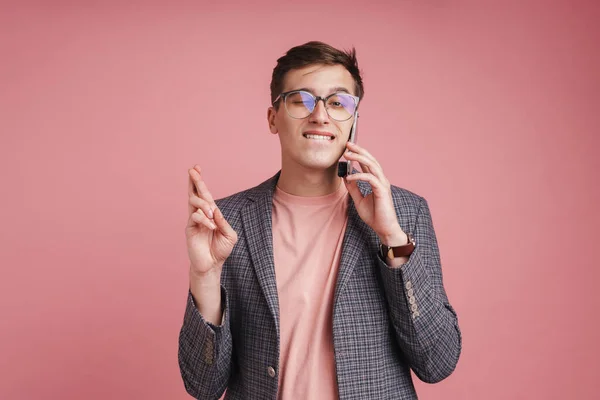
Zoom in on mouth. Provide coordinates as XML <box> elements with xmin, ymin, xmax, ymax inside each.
<box><xmin>302</xmin><ymin>131</ymin><xmax>335</xmax><ymax>141</ymax></box>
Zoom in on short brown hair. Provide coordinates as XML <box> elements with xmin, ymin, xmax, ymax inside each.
<box><xmin>270</xmin><ymin>41</ymin><xmax>364</xmax><ymax>107</ymax></box>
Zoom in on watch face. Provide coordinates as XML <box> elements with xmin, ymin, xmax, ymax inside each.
<box><xmin>380</xmin><ymin>245</ymin><xmax>389</xmax><ymax>259</ymax></box>
<box><xmin>387</xmin><ymin>248</ymin><xmax>395</xmax><ymax>259</ymax></box>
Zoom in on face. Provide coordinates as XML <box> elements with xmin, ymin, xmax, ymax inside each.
<box><xmin>267</xmin><ymin>64</ymin><xmax>358</xmax><ymax>173</ymax></box>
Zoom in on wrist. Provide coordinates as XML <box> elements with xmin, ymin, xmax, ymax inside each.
<box><xmin>379</xmin><ymin>229</ymin><xmax>408</xmax><ymax>247</ymax></box>
<box><xmin>189</xmin><ymin>264</ymin><xmax>222</xmax><ymax>286</ymax></box>
<box><xmin>379</xmin><ymin>230</ymin><xmax>415</xmax><ymax>265</ymax></box>
<box><xmin>189</xmin><ymin>266</ymin><xmax>223</xmax><ymax>325</ymax></box>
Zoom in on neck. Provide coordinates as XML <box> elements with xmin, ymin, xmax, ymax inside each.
<box><xmin>277</xmin><ymin>162</ymin><xmax>342</xmax><ymax>197</ymax></box>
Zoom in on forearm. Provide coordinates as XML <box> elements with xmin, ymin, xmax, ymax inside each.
<box><xmin>379</xmin><ymin>252</ymin><xmax>461</xmax><ymax>383</ymax></box>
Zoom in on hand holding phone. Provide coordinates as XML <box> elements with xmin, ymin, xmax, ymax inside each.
<box><xmin>337</xmin><ymin>112</ymin><xmax>359</xmax><ymax>177</ymax></box>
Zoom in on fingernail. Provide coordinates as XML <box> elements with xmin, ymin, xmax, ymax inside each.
<box><xmin>207</xmin><ymin>209</ymin><xmax>214</xmax><ymax>219</ymax></box>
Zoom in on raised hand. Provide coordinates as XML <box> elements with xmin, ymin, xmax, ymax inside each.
<box><xmin>186</xmin><ymin>166</ymin><xmax>238</xmax><ymax>278</ymax></box>
<box><xmin>342</xmin><ymin>142</ymin><xmax>407</xmax><ymax>247</ymax></box>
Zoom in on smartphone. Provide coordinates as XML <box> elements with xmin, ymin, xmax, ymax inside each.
<box><xmin>337</xmin><ymin>111</ymin><xmax>359</xmax><ymax>177</ymax></box>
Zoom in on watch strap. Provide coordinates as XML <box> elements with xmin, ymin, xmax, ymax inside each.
<box><xmin>380</xmin><ymin>233</ymin><xmax>416</xmax><ymax>259</ymax></box>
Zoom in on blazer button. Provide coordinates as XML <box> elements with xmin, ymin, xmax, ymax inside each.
<box><xmin>267</xmin><ymin>366</ymin><xmax>276</xmax><ymax>378</ymax></box>
<box><xmin>405</xmin><ymin>281</ymin><xmax>413</xmax><ymax>290</ymax></box>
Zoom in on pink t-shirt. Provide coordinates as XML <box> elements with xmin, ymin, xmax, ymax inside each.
<box><xmin>272</xmin><ymin>181</ymin><xmax>349</xmax><ymax>400</ymax></box>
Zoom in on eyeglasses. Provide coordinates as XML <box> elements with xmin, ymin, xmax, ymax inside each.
<box><xmin>272</xmin><ymin>90</ymin><xmax>359</xmax><ymax>121</ymax></box>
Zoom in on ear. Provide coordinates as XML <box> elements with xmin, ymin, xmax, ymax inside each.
<box><xmin>267</xmin><ymin>107</ymin><xmax>278</xmax><ymax>134</ymax></box>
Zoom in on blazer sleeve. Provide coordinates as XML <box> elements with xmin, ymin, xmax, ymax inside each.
<box><xmin>178</xmin><ymin>286</ymin><xmax>233</xmax><ymax>399</ymax></box>
<box><xmin>378</xmin><ymin>196</ymin><xmax>462</xmax><ymax>383</ymax></box>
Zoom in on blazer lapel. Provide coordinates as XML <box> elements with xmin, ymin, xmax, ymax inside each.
<box><xmin>334</xmin><ymin>179</ymin><xmax>372</xmax><ymax>308</ymax></box>
<box><xmin>241</xmin><ymin>172</ymin><xmax>281</xmax><ymax>337</ymax></box>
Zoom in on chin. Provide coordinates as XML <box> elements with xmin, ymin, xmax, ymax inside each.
<box><xmin>300</xmin><ymin>158</ymin><xmax>338</xmax><ymax>171</ymax></box>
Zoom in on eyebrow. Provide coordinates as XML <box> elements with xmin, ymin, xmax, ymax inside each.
<box><xmin>291</xmin><ymin>86</ymin><xmax>353</xmax><ymax>96</ymax></box>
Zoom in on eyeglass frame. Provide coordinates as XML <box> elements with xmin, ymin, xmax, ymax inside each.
<box><xmin>272</xmin><ymin>89</ymin><xmax>360</xmax><ymax>122</ymax></box>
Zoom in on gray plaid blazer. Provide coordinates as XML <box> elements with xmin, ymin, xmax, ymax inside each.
<box><xmin>179</xmin><ymin>171</ymin><xmax>461</xmax><ymax>399</ymax></box>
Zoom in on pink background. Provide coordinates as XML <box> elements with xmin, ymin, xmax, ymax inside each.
<box><xmin>1</xmin><ymin>1</ymin><xmax>599</xmax><ymax>399</ymax></box>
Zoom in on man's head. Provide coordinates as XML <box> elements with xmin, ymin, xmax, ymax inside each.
<box><xmin>267</xmin><ymin>41</ymin><xmax>364</xmax><ymax>174</ymax></box>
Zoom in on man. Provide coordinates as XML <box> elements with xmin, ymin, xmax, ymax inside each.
<box><xmin>179</xmin><ymin>41</ymin><xmax>461</xmax><ymax>400</ymax></box>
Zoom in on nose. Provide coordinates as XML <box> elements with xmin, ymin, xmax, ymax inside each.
<box><xmin>308</xmin><ymin>99</ymin><xmax>330</xmax><ymax>124</ymax></box>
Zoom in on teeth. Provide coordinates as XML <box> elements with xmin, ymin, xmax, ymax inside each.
<box><xmin>305</xmin><ymin>134</ymin><xmax>332</xmax><ymax>140</ymax></box>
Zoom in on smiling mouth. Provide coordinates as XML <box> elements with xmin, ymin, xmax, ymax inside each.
<box><xmin>303</xmin><ymin>134</ymin><xmax>334</xmax><ymax>141</ymax></box>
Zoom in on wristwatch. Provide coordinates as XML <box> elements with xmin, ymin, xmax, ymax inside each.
<box><xmin>379</xmin><ymin>233</ymin><xmax>416</xmax><ymax>259</ymax></box>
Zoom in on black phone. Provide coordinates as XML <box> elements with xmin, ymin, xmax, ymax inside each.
<box><xmin>337</xmin><ymin>111</ymin><xmax>359</xmax><ymax>177</ymax></box>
